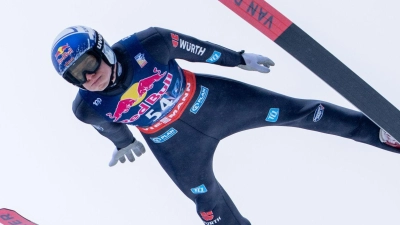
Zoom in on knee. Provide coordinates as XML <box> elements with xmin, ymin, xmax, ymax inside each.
<box><xmin>195</xmin><ymin>193</ymin><xmax>218</xmax><ymax>212</ymax></box>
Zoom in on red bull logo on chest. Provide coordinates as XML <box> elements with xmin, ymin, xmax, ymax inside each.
<box><xmin>106</xmin><ymin>67</ymin><xmax>173</xmax><ymax>123</ymax></box>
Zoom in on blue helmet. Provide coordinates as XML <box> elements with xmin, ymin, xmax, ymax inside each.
<box><xmin>50</xmin><ymin>25</ymin><xmax>116</xmax><ymax>85</ymax></box>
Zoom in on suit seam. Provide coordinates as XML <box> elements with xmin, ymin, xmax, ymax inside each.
<box><xmin>177</xmin><ymin>118</ymin><xmax>220</xmax><ymax>141</ymax></box>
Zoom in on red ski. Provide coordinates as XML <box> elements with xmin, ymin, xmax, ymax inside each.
<box><xmin>0</xmin><ymin>208</ymin><xmax>37</xmax><ymax>225</ymax></box>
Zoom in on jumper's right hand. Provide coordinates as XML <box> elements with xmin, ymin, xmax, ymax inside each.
<box><xmin>108</xmin><ymin>140</ymin><xmax>146</xmax><ymax>167</ymax></box>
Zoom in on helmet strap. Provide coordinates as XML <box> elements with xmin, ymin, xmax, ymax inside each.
<box><xmin>107</xmin><ymin>62</ymin><xmax>122</xmax><ymax>88</ymax></box>
<box><xmin>108</xmin><ymin>64</ymin><xmax>116</xmax><ymax>88</ymax></box>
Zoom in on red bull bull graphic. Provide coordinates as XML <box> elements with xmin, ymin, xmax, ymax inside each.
<box><xmin>106</xmin><ymin>98</ymin><xmax>136</xmax><ymax>122</ymax></box>
<box><xmin>137</xmin><ymin>69</ymin><xmax>168</xmax><ymax>96</ymax></box>
<box><xmin>106</xmin><ymin>67</ymin><xmax>173</xmax><ymax>123</ymax></box>
<box><xmin>138</xmin><ymin>70</ymin><xmax>196</xmax><ymax>134</ymax></box>
<box><xmin>55</xmin><ymin>43</ymin><xmax>74</xmax><ymax>67</ymax></box>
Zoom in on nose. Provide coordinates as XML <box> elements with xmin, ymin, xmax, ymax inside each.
<box><xmin>86</xmin><ymin>72</ymin><xmax>96</xmax><ymax>81</ymax></box>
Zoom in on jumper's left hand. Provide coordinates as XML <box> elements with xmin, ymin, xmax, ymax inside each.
<box><xmin>238</xmin><ymin>53</ymin><xmax>275</xmax><ymax>73</ymax></box>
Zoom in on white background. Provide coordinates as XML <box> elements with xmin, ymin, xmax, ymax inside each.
<box><xmin>1</xmin><ymin>0</ymin><xmax>400</xmax><ymax>224</ymax></box>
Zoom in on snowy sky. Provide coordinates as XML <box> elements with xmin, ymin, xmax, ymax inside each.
<box><xmin>1</xmin><ymin>0</ymin><xmax>400</xmax><ymax>224</ymax></box>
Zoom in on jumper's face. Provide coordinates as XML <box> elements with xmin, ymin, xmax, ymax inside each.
<box><xmin>82</xmin><ymin>59</ymin><xmax>113</xmax><ymax>92</ymax></box>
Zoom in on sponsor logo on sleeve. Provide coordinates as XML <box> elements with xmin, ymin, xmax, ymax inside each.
<box><xmin>313</xmin><ymin>104</ymin><xmax>324</xmax><ymax>122</ymax></box>
<box><xmin>150</xmin><ymin>127</ymin><xmax>178</xmax><ymax>143</ymax></box>
<box><xmin>266</xmin><ymin>108</ymin><xmax>279</xmax><ymax>122</ymax></box>
<box><xmin>190</xmin><ymin>86</ymin><xmax>209</xmax><ymax>114</ymax></box>
<box><xmin>134</xmin><ymin>53</ymin><xmax>148</xmax><ymax>68</ymax></box>
<box><xmin>170</xmin><ymin>33</ymin><xmax>206</xmax><ymax>56</ymax></box>
<box><xmin>171</xmin><ymin>33</ymin><xmax>179</xmax><ymax>47</ymax></box>
<box><xmin>206</xmin><ymin>51</ymin><xmax>221</xmax><ymax>63</ymax></box>
<box><xmin>191</xmin><ymin>184</ymin><xmax>208</xmax><ymax>194</ymax></box>
<box><xmin>92</xmin><ymin>125</ymin><xmax>104</xmax><ymax>131</ymax></box>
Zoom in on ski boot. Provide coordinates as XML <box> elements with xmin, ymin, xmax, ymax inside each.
<box><xmin>379</xmin><ymin>129</ymin><xmax>400</xmax><ymax>148</ymax></box>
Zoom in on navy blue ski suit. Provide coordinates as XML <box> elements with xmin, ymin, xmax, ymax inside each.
<box><xmin>72</xmin><ymin>27</ymin><xmax>399</xmax><ymax>225</ymax></box>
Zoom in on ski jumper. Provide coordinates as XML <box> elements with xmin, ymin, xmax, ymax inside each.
<box><xmin>73</xmin><ymin>27</ymin><xmax>400</xmax><ymax>225</ymax></box>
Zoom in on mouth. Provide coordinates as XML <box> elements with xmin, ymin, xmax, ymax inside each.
<box><xmin>90</xmin><ymin>74</ymin><xmax>102</xmax><ymax>87</ymax></box>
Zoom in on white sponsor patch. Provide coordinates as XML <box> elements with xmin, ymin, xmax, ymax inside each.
<box><xmin>313</xmin><ymin>104</ymin><xmax>325</xmax><ymax>122</ymax></box>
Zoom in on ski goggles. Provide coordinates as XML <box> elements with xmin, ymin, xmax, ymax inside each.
<box><xmin>62</xmin><ymin>50</ymin><xmax>102</xmax><ymax>86</ymax></box>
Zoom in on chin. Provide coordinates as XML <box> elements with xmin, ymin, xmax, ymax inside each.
<box><xmin>97</xmin><ymin>83</ymin><xmax>109</xmax><ymax>91</ymax></box>
<box><xmin>85</xmin><ymin>84</ymin><xmax>106</xmax><ymax>92</ymax></box>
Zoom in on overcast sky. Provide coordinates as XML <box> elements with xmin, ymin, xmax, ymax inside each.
<box><xmin>1</xmin><ymin>0</ymin><xmax>400</xmax><ymax>224</ymax></box>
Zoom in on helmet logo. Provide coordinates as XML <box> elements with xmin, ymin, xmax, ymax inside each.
<box><xmin>97</xmin><ymin>34</ymin><xmax>103</xmax><ymax>50</ymax></box>
<box><xmin>55</xmin><ymin>43</ymin><xmax>74</xmax><ymax>65</ymax></box>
